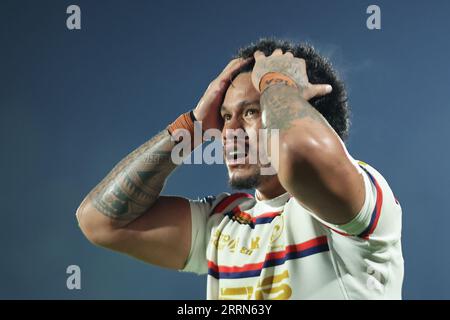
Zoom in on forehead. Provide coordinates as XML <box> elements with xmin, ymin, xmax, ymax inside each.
<box><xmin>222</xmin><ymin>72</ymin><xmax>260</xmax><ymax>111</ymax></box>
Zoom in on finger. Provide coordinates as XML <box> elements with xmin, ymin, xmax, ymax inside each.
<box><xmin>236</xmin><ymin>56</ymin><xmax>253</xmax><ymax>67</ymax></box>
<box><xmin>234</xmin><ymin>56</ymin><xmax>253</xmax><ymax>65</ymax></box>
<box><xmin>285</xmin><ymin>51</ymin><xmax>294</xmax><ymax>58</ymax></box>
<box><xmin>306</xmin><ymin>84</ymin><xmax>333</xmax><ymax>100</ymax></box>
<box><xmin>298</xmin><ymin>58</ymin><xmax>306</xmax><ymax>68</ymax></box>
<box><xmin>254</xmin><ymin>50</ymin><xmax>265</xmax><ymax>60</ymax></box>
<box><xmin>220</xmin><ymin>57</ymin><xmax>252</xmax><ymax>80</ymax></box>
<box><xmin>297</xmin><ymin>58</ymin><xmax>307</xmax><ymax>76</ymax></box>
<box><xmin>224</xmin><ymin>57</ymin><xmax>251</xmax><ymax>71</ymax></box>
<box><xmin>272</xmin><ymin>48</ymin><xmax>283</xmax><ymax>56</ymax></box>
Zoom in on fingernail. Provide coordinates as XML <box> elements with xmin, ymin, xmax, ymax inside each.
<box><xmin>326</xmin><ymin>85</ymin><xmax>333</xmax><ymax>93</ymax></box>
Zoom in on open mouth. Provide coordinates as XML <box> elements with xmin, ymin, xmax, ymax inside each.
<box><xmin>225</xmin><ymin>143</ymin><xmax>250</xmax><ymax>166</ymax></box>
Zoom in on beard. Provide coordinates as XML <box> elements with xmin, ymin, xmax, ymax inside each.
<box><xmin>228</xmin><ymin>166</ymin><xmax>262</xmax><ymax>190</ymax></box>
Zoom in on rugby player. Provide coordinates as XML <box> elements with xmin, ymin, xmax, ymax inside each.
<box><xmin>76</xmin><ymin>39</ymin><xmax>404</xmax><ymax>299</ymax></box>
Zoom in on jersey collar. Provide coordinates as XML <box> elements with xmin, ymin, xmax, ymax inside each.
<box><xmin>254</xmin><ymin>190</ymin><xmax>291</xmax><ymax>208</ymax></box>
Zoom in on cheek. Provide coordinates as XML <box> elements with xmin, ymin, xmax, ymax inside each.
<box><xmin>246</xmin><ymin>119</ymin><xmax>263</xmax><ymax>143</ymax></box>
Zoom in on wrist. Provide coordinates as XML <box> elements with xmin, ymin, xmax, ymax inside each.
<box><xmin>191</xmin><ymin>109</ymin><xmax>200</xmax><ymax>123</ymax></box>
<box><xmin>167</xmin><ymin>111</ymin><xmax>201</xmax><ymax>149</ymax></box>
<box><xmin>259</xmin><ymin>72</ymin><xmax>297</xmax><ymax>93</ymax></box>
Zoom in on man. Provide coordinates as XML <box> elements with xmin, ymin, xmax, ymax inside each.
<box><xmin>76</xmin><ymin>39</ymin><xmax>404</xmax><ymax>299</ymax></box>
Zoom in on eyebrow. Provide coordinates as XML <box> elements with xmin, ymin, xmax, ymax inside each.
<box><xmin>220</xmin><ymin>100</ymin><xmax>260</xmax><ymax>114</ymax></box>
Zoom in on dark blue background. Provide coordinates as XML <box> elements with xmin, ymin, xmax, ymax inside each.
<box><xmin>1</xmin><ymin>0</ymin><xmax>449</xmax><ymax>299</ymax></box>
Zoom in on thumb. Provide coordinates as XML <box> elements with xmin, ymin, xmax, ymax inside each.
<box><xmin>305</xmin><ymin>84</ymin><xmax>332</xmax><ymax>100</ymax></box>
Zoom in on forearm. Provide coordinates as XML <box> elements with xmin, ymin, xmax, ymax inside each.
<box><xmin>260</xmin><ymin>83</ymin><xmax>362</xmax><ymax>223</ymax></box>
<box><xmin>87</xmin><ymin>130</ymin><xmax>178</xmax><ymax>224</ymax></box>
<box><xmin>260</xmin><ymin>82</ymin><xmax>344</xmax><ymax>178</ymax></box>
<box><xmin>253</xmin><ymin>51</ymin><xmax>364</xmax><ymax>224</ymax></box>
<box><xmin>260</xmin><ymin>83</ymin><xmax>330</xmax><ymax>133</ymax></box>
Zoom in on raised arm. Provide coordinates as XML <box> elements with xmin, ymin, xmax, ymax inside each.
<box><xmin>252</xmin><ymin>49</ymin><xmax>365</xmax><ymax>225</ymax></box>
<box><xmin>76</xmin><ymin>57</ymin><xmax>250</xmax><ymax>269</ymax></box>
<box><xmin>86</xmin><ymin>130</ymin><xmax>177</xmax><ymax>226</ymax></box>
<box><xmin>76</xmin><ymin>129</ymin><xmax>193</xmax><ymax>269</ymax></box>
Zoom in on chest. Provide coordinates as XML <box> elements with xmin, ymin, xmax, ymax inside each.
<box><xmin>206</xmin><ymin>206</ymin><xmax>336</xmax><ymax>299</ymax></box>
<box><xmin>207</xmin><ymin>203</ymin><xmax>328</xmax><ymax>273</ymax></box>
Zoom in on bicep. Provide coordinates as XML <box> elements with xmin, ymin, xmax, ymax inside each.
<box><xmin>278</xmin><ymin>120</ymin><xmax>365</xmax><ymax>225</ymax></box>
<box><xmin>321</xmin><ymin>164</ymin><xmax>402</xmax><ymax>241</ymax></box>
<box><xmin>79</xmin><ymin>196</ymin><xmax>193</xmax><ymax>270</ymax></box>
<box><xmin>112</xmin><ymin>196</ymin><xmax>192</xmax><ymax>270</ymax></box>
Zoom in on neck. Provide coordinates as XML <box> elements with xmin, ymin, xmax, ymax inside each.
<box><xmin>256</xmin><ymin>177</ymin><xmax>286</xmax><ymax>201</ymax></box>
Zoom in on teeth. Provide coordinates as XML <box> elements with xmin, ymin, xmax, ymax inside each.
<box><xmin>228</xmin><ymin>151</ymin><xmax>246</xmax><ymax>159</ymax></box>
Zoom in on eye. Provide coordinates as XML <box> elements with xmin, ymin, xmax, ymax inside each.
<box><xmin>244</xmin><ymin>108</ymin><xmax>259</xmax><ymax>118</ymax></box>
<box><xmin>222</xmin><ymin>113</ymin><xmax>232</xmax><ymax>121</ymax></box>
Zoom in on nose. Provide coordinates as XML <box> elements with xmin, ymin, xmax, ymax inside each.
<box><xmin>221</xmin><ymin>115</ymin><xmax>247</xmax><ymax>143</ymax></box>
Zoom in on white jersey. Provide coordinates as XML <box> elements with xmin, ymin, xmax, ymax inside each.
<box><xmin>181</xmin><ymin>161</ymin><xmax>404</xmax><ymax>300</ymax></box>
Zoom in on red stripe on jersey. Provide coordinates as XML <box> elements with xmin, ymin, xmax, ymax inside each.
<box><xmin>208</xmin><ymin>236</ymin><xmax>328</xmax><ymax>273</ymax></box>
<box><xmin>360</xmin><ymin>172</ymin><xmax>383</xmax><ymax>239</ymax></box>
<box><xmin>212</xmin><ymin>193</ymin><xmax>253</xmax><ymax>214</ymax></box>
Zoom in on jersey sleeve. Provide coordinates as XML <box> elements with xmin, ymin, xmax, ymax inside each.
<box><xmin>311</xmin><ymin>161</ymin><xmax>402</xmax><ymax>242</ymax></box>
<box><xmin>179</xmin><ymin>193</ymin><xmax>229</xmax><ymax>275</ymax></box>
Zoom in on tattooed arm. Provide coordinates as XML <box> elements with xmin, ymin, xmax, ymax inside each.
<box><xmin>76</xmin><ymin>58</ymin><xmax>250</xmax><ymax>270</ymax></box>
<box><xmin>76</xmin><ymin>130</ymin><xmax>194</xmax><ymax>269</ymax></box>
<box><xmin>252</xmin><ymin>49</ymin><xmax>365</xmax><ymax>225</ymax></box>
<box><xmin>88</xmin><ymin>130</ymin><xmax>176</xmax><ymax>224</ymax></box>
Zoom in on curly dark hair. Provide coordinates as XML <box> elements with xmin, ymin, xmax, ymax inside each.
<box><xmin>232</xmin><ymin>38</ymin><xmax>350</xmax><ymax>140</ymax></box>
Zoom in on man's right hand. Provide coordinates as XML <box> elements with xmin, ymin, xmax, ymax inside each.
<box><xmin>193</xmin><ymin>58</ymin><xmax>252</xmax><ymax>131</ymax></box>
<box><xmin>77</xmin><ymin>57</ymin><xmax>251</xmax><ymax>271</ymax></box>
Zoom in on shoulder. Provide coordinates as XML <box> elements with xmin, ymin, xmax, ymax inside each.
<box><xmin>189</xmin><ymin>192</ymin><xmax>255</xmax><ymax>217</ymax></box>
<box><xmin>209</xmin><ymin>192</ymin><xmax>255</xmax><ymax>216</ymax></box>
<box><xmin>337</xmin><ymin>160</ymin><xmax>402</xmax><ymax>241</ymax></box>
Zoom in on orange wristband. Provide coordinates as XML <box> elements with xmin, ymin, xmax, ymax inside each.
<box><xmin>167</xmin><ymin>111</ymin><xmax>195</xmax><ymax>142</ymax></box>
<box><xmin>259</xmin><ymin>72</ymin><xmax>297</xmax><ymax>92</ymax></box>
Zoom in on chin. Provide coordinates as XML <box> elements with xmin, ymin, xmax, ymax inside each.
<box><xmin>227</xmin><ymin>164</ymin><xmax>261</xmax><ymax>190</ymax></box>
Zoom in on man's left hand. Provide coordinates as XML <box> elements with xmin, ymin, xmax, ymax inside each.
<box><xmin>251</xmin><ymin>49</ymin><xmax>332</xmax><ymax>100</ymax></box>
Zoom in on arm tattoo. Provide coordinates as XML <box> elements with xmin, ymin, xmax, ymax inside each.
<box><xmin>89</xmin><ymin>130</ymin><xmax>177</xmax><ymax>222</ymax></box>
<box><xmin>260</xmin><ymin>83</ymin><xmax>327</xmax><ymax>131</ymax></box>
